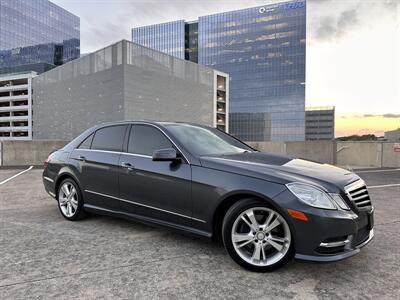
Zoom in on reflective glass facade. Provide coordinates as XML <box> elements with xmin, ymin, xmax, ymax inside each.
<box><xmin>132</xmin><ymin>0</ymin><xmax>306</xmax><ymax>141</ymax></box>
<box><xmin>0</xmin><ymin>0</ymin><xmax>80</xmax><ymax>71</ymax></box>
<box><xmin>132</xmin><ymin>20</ymin><xmax>185</xmax><ymax>59</ymax></box>
<box><xmin>185</xmin><ymin>22</ymin><xmax>198</xmax><ymax>63</ymax></box>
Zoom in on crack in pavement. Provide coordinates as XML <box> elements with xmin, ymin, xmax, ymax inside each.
<box><xmin>0</xmin><ymin>219</ymin><xmax>163</xmax><ymax>245</ymax></box>
<box><xmin>0</xmin><ymin>254</ymin><xmax>188</xmax><ymax>289</ymax></box>
<box><xmin>288</xmin><ymin>278</ymin><xmax>319</xmax><ymax>300</ymax></box>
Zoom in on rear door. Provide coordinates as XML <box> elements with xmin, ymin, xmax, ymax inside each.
<box><xmin>70</xmin><ymin>125</ymin><xmax>128</xmax><ymax>211</ymax></box>
<box><xmin>118</xmin><ymin>124</ymin><xmax>193</xmax><ymax>226</ymax></box>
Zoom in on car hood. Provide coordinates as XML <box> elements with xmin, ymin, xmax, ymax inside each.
<box><xmin>199</xmin><ymin>152</ymin><xmax>360</xmax><ymax>193</ymax></box>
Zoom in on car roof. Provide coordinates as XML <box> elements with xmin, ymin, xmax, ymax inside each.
<box><xmin>95</xmin><ymin>120</ymin><xmax>211</xmax><ymax>128</ymax></box>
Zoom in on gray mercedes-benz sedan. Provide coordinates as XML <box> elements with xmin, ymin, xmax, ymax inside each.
<box><xmin>42</xmin><ymin>121</ymin><xmax>374</xmax><ymax>271</ymax></box>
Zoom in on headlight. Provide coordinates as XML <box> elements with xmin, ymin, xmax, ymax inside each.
<box><xmin>286</xmin><ymin>183</ymin><xmax>337</xmax><ymax>210</ymax></box>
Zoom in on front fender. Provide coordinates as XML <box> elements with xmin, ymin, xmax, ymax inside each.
<box><xmin>191</xmin><ymin>165</ymin><xmax>287</xmax><ymax>234</ymax></box>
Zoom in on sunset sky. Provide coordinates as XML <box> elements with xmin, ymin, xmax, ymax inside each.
<box><xmin>53</xmin><ymin>0</ymin><xmax>400</xmax><ymax>137</ymax></box>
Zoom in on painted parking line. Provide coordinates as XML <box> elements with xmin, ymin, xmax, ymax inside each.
<box><xmin>356</xmin><ymin>168</ymin><xmax>400</xmax><ymax>174</ymax></box>
<box><xmin>368</xmin><ymin>183</ymin><xmax>400</xmax><ymax>189</ymax></box>
<box><xmin>0</xmin><ymin>166</ymin><xmax>33</xmax><ymax>186</ymax></box>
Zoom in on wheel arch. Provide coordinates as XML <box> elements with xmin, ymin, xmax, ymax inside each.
<box><xmin>55</xmin><ymin>170</ymin><xmax>81</xmax><ymax>199</ymax></box>
<box><xmin>211</xmin><ymin>191</ymin><xmax>284</xmax><ymax>241</ymax></box>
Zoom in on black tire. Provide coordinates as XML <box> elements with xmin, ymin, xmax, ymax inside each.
<box><xmin>222</xmin><ymin>198</ymin><xmax>294</xmax><ymax>272</ymax></box>
<box><xmin>57</xmin><ymin>178</ymin><xmax>86</xmax><ymax>221</ymax></box>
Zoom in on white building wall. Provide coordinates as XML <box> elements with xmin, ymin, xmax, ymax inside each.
<box><xmin>0</xmin><ymin>72</ymin><xmax>35</xmax><ymax>140</ymax></box>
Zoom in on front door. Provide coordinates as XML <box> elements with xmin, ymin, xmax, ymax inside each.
<box><xmin>118</xmin><ymin>124</ymin><xmax>192</xmax><ymax>226</ymax></box>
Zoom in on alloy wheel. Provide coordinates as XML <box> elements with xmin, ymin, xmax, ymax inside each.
<box><xmin>231</xmin><ymin>207</ymin><xmax>291</xmax><ymax>266</ymax></box>
<box><xmin>58</xmin><ymin>182</ymin><xmax>79</xmax><ymax>218</ymax></box>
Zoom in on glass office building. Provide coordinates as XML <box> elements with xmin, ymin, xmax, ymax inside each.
<box><xmin>0</xmin><ymin>0</ymin><xmax>80</xmax><ymax>72</ymax></box>
<box><xmin>132</xmin><ymin>0</ymin><xmax>306</xmax><ymax>141</ymax></box>
<box><xmin>132</xmin><ymin>20</ymin><xmax>185</xmax><ymax>59</ymax></box>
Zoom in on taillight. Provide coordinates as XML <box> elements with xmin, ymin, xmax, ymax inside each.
<box><xmin>44</xmin><ymin>158</ymin><xmax>50</xmax><ymax>169</ymax></box>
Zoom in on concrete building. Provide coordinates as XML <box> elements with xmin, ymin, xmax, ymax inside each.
<box><xmin>305</xmin><ymin>106</ymin><xmax>335</xmax><ymax>140</ymax></box>
<box><xmin>0</xmin><ymin>0</ymin><xmax>80</xmax><ymax>73</ymax></box>
<box><xmin>0</xmin><ymin>72</ymin><xmax>35</xmax><ymax>140</ymax></box>
<box><xmin>32</xmin><ymin>40</ymin><xmax>228</xmax><ymax>140</ymax></box>
<box><xmin>132</xmin><ymin>0</ymin><xmax>306</xmax><ymax>141</ymax></box>
<box><xmin>384</xmin><ymin>128</ymin><xmax>400</xmax><ymax>141</ymax></box>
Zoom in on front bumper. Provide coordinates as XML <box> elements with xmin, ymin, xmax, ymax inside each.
<box><xmin>273</xmin><ymin>190</ymin><xmax>375</xmax><ymax>263</ymax></box>
<box><xmin>295</xmin><ymin>228</ymin><xmax>374</xmax><ymax>262</ymax></box>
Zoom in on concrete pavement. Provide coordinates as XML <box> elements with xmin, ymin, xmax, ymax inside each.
<box><xmin>0</xmin><ymin>168</ymin><xmax>399</xmax><ymax>299</ymax></box>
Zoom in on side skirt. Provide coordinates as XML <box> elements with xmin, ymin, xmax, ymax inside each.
<box><xmin>83</xmin><ymin>204</ymin><xmax>212</xmax><ymax>239</ymax></box>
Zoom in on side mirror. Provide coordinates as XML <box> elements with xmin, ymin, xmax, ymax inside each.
<box><xmin>152</xmin><ymin>148</ymin><xmax>180</xmax><ymax>162</ymax></box>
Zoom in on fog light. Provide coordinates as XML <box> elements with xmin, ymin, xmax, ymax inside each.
<box><xmin>319</xmin><ymin>236</ymin><xmax>350</xmax><ymax>248</ymax></box>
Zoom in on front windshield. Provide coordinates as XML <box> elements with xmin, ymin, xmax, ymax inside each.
<box><xmin>165</xmin><ymin>124</ymin><xmax>254</xmax><ymax>156</ymax></box>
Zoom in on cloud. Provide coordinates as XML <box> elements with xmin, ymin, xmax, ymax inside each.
<box><xmin>307</xmin><ymin>0</ymin><xmax>332</xmax><ymax>3</ymax></box>
<box><xmin>314</xmin><ymin>16</ymin><xmax>336</xmax><ymax>40</ymax></box>
<box><xmin>382</xmin><ymin>0</ymin><xmax>399</xmax><ymax>10</ymax></box>
<box><xmin>337</xmin><ymin>9</ymin><xmax>358</xmax><ymax>31</ymax></box>
<box><xmin>314</xmin><ymin>8</ymin><xmax>359</xmax><ymax>41</ymax></box>
<box><xmin>307</xmin><ymin>0</ymin><xmax>332</xmax><ymax>2</ymax></box>
<box><xmin>81</xmin><ymin>22</ymin><xmax>126</xmax><ymax>54</ymax></box>
<box><xmin>382</xmin><ymin>114</ymin><xmax>400</xmax><ymax>118</ymax></box>
<box><xmin>362</xmin><ymin>114</ymin><xmax>400</xmax><ymax>118</ymax></box>
<box><xmin>309</xmin><ymin>0</ymin><xmax>399</xmax><ymax>42</ymax></box>
<box><xmin>339</xmin><ymin>114</ymin><xmax>400</xmax><ymax>119</ymax></box>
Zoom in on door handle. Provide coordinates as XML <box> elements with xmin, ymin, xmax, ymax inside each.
<box><xmin>77</xmin><ymin>155</ymin><xmax>86</xmax><ymax>161</ymax></box>
<box><xmin>121</xmin><ymin>162</ymin><xmax>134</xmax><ymax>170</ymax></box>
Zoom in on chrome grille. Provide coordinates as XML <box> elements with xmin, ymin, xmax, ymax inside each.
<box><xmin>344</xmin><ymin>180</ymin><xmax>372</xmax><ymax>209</ymax></box>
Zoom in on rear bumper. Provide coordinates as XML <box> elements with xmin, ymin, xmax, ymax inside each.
<box><xmin>43</xmin><ymin>175</ymin><xmax>57</xmax><ymax>199</ymax></box>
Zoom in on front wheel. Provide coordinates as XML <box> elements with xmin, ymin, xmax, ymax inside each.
<box><xmin>222</xmin><ymin>199</ymin><xmax>293</xmax><ymax>272</ymax></box>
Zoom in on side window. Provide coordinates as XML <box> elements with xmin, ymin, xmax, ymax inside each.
<box><xmin>77</xmin><ymin>133</ymin><xmax>93</xmax><ymax>149</ymax></box>
<box><xmin>91</xmin><ymin>125</ymin><xmax>127</xmax><ymax>152</ymax></box>
<box><xmin>128</xmin><ymin>125</ymin><xmax>173</xmax><ymax>156</ymax></box>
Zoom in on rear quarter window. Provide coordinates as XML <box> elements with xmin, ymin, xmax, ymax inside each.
<box><xmin>77</xmin><ymin>133</ymin><xmax>94</xmax><ymax>149</ymax></box>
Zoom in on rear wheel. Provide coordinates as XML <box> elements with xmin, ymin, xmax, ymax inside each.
<box><xmin>57</xmin><ymin>178</ymin><xmax>86</xmax><ymax>221</ymax></box>
<box><xmin>222</xmin><ymin>198</ymin><xmax>293</xmax><ymax>272</ymax></box>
